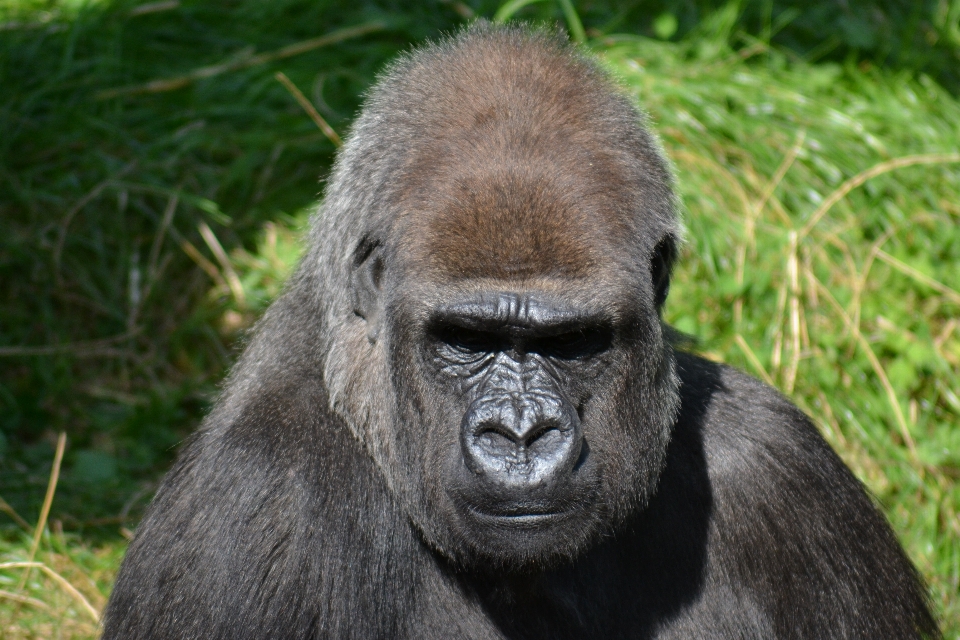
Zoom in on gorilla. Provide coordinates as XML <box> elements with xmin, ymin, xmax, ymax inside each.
<box><xmin>103</xmin><ymin>24</ymin><xmax>938</xmax><ymax>639</ymax></box>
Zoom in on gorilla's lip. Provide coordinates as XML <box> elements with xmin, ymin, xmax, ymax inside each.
<box><xmin>465</xmin><ymin>507</ymin><xmax>564</xmax><ymax>526</ymax></box>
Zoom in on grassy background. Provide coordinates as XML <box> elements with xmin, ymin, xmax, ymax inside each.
<box><xmin>1</xmin><ymin>0</ymin><xmax>959</xmax><ymax>636</ymax></box>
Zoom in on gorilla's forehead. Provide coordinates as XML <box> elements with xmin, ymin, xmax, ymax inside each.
<box><xmin>396</xmin><ymin>156</ymin><xmax>634</xmax><ymax>281</ymax></box>
<box><xmin>389</xmin><ymin>104</ymin><xmax>643</xmax><ymax>282</ymax></box>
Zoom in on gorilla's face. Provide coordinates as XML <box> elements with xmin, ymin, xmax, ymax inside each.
<box><xmin>321</xmin><ymin>22</ymin><xmax>683</xmax><ymax>572</ymax></box>
<box><xmin>341</xmin><ymin>136</ymin><xmax>682</xmax><ymax>570</ymax></box>
<box><xmin>378</xmin><ymin>262</ymin><xmax>679</xmax><ymax>570</ymax></box>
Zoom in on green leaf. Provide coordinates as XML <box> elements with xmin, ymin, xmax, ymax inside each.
<box><xmin>654</xmin><ymin>12</ymin><xmax>678</xmax><ymax>40</ymax></box>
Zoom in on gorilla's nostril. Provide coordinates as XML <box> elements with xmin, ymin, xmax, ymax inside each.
<box><xmin>475</xmin><ymin>425</ymin><xmax>523</xmax><ymax>457</ymax></box>
<box><xmin>473</xmin><ymin>422</ymin><xmax>565</xmax><ymax>461</ymax></box>
<box><xmin>523</xmin><ymin>421</ymin><xmax>561</xmax><ymax>448</ymax></box>
<box><xmin>477</xmin><ymin>425</ymin><xmax>512</xmax><ymax>442</ymax></box>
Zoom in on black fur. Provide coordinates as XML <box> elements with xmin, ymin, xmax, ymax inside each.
<box><xmin>103</xmin><ymin>24</ymin><xmax>938</xmax><ymax>639</ymax></box>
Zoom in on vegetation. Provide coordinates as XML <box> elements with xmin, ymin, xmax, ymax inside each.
<box><xmin>1</xmin><ymin>0</ymin><xmax>958</xmax><ymax>636</ymax></box>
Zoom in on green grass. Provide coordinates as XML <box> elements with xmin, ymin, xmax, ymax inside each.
<box><xmin>0</xmin><ymin>0</ymin><xmax>470</xmax><ymax>531</ymax></box>
<box><xmin>1</xmin><ymin>0</ymin><xmax>959</xmax><ymax>637</ymax></box>
<box><xmin>0</xmin><ymin>532</ymin><xmax>121</xmax><ymax>639</ymax></box>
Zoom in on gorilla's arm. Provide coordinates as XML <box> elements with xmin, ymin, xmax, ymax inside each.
<box><xmin>101</xmin><ymin>378</ymin><xmax>497</xmax><ymax>640</ymax></box>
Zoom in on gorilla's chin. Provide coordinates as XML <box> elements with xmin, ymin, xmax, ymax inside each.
<box><xmin>439</xmin><ymin>456</ymin><xmax>604</xmax><ymax>569</ymax></box>
<box><xmin>449</xmin><ymin>505</ymin><xmax>602</xmax><ymax>570</ymax></box>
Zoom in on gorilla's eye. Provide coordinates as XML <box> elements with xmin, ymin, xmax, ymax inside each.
<box><xmin>533</xmin><ymin>328</ymin><xmax>611</xmax><ymax>360</ymax></box>
<box><xmin>438</xmin><ymin>326</ymin><xmax>504</xmax><ymax>354</ymax></box>
<box><xmin>650</xmin><ymin>237</ymin><xmax>675</xmax><ymax>309</ymax></box>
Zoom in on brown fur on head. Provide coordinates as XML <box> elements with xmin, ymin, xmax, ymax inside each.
<box><xmin>303</xmin><ymin>23</ymin><xmax>681</xmax><ymax>567</ymax></box>
<box><xmin>391</xmin><ymin>28</ymin><xmax>676</xmax><ymax>283</ymax></box>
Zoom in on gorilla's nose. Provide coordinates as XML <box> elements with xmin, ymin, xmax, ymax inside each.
<box><xmin>460</xmin><ymin>393</ymin><xmax>582</xmax><ymax>491</ymax></box>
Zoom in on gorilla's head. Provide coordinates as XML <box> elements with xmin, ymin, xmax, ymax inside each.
<box><xmin>312</xmin><ymin>25</ymin><xmax>681</xmax><ymax>570</ymax></box>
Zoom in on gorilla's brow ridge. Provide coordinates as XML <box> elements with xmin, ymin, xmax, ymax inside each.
<box><xmin>431</xmin><ymin>292</ymin><xmax>610</xmax><ymax>335</ymax></box>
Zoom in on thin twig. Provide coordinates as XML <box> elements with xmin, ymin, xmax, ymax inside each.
<box><xmin>96</xmin><ymin>22</ymin><xmax>385</xmax><ymax>99</ymax></box>
<box><xmin>799</xmin><ymin>153</ymin><xmax>960</xmax><ymax>241</ymax></box>
<box><xmin>816</xmin><ymin>390</ymin><xmax>849</xmax><ymax>448</ymax></box>
<box><xmin>816</xmin><ymin>230</ymin><xmax>860</xmax><ymax>349</ymax></box>
<box><xmin>0</xmin><ymin>588</ymin><xmax>50</xmax><ymax>610</ymax></box>
<box><xmin>1</xmin><ymin>562</ymin><xmax>99</xmax><ymax>622</ymax></box>
<box><xmin>0</xmin><ymin>329</ymin><xmax>141</xmax><ymax>358</ymax></box>
<box><xmin>784</xmin><ymin>231</ymin><xmax>802</xmax><ymax>394</ymax></box>
<box><xmin>876</xmin><ymin>249</ymin><xmax>960</xmax><ymax>306</ymax></box>
<box><xmin>18</xmin><ymin>433</ymin><xmax>67</xmax><ymax>591</ymax></box>
<box><xmin>147</xmin><ymin>191</ymin><xmax>179</xmax><ymax>285</ymax></box>
<box><xmin>934</xmin><ymin>319</ymin><xmax>957</xmax><ymax>350</ymax></box>
<box><xmin>275</xmin><ymin>72</ymin><xmax>342</xmax><ymax>147</ymax></box>
<box><xmin>733</xmin><ymin>334</ymin><xmax>775</xmax><ymax>386</ymax></box>
<box><xmin>798</xmin><ymin>247</ymin><xmax>813</xmax><ymax>351</ymax></box>
<box><xmin>0</xmin><ymin>496</ymin><xmax>32</xmax><ymax>531</ymax></box>
<box><xmin>757</xmin><ymin>130</ymin><xmax>806</xmax><ymax>216</ymax></box>
<box><xmin>180</xmin><ymin>237</ymin><xmax>226</xmax><ymax>288</ymax></box>
<box><xmin>198</xmin><ymin>222</ymin><xmax>246</xmax><ymax>308</ymax></box>
<box><xmin>128</xmin><ymin>0</ymin><xmax>179</xmax><ymax>17</ymax></box>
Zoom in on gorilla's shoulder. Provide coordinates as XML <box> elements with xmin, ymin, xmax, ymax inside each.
<box><xmin>665</xmin><ymin>354</ymin><xmax>932</xmax><ymax>639</ymax></box>
<box><xmin>672</xmin><ymin>350</ymin><xmax>849</xmax><ymax>494</ymax></box>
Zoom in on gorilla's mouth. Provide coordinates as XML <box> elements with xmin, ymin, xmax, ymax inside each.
<box><xmin>465</xmin><ymin>507</ymin><xmax>564</xmax><ymax>526</ymax></box>
<box><xmin>441</xmin><ymin>484</ymin><xmax>602</xmax><ymax>567</ymax></box>
<box><xmin>445</xmin><ymin>454</ymin><xmax>596</xmax><ymax>534</ymax></box>
<box><xmin>441</xmin><ymin>427</ymin><xmax>602</xmax><ymax>551</ymax></box>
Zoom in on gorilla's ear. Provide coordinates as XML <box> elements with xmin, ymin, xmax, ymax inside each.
<box><xmin>650</xmin><ymin>236</ymin><xmax>676</xmax><ymax>311</ymax></box>
<box><xmin>350</xmin><ymin>236</ymin><xmax>385</xmax><ymax>343</ymax></box>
